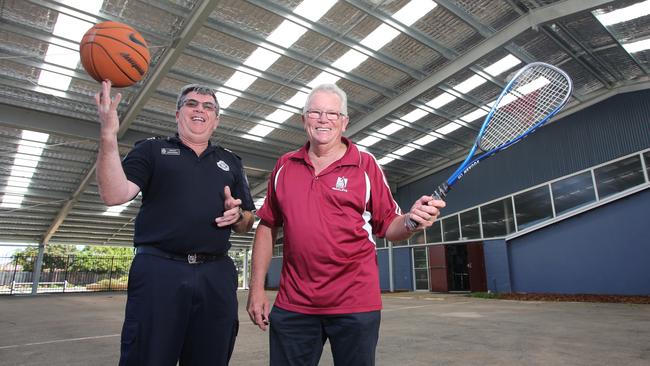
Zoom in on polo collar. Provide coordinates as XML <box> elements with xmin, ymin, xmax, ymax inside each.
<box><xmin>169</xmin><ymin>133</ymin><xmax>215</xmax><ymax>151</ymax></box>
<box><xmin>291</xmin><ymin>137</ymin><xmax>361</xmax><ymax>167</ymax></box>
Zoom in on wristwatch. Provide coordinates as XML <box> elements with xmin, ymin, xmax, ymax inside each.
<box><xmin>404</xmin><ymin>213</ymin><xmax>418</xmax><ymax>232</ymax></box>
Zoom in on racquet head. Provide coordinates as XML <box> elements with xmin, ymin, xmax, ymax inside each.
<box><xmin>478</xmin><ymin>62</ymin><xmax>572</xmax><ymax>152</ymax></box>
<box><xmin>404</xmin><ymin>62</ymin><xmax>572</xmax><ymax>229</ymax></box>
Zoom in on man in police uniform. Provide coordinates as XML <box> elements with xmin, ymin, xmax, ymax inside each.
<box><xmin>95</xmin><ymin>80</ymin><xmax>255</xmax><ymax>366</ymax></box>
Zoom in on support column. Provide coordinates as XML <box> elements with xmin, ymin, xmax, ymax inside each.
<box><xmin>31</xmin><ymin>244</ymin><xmax>45</xmax><ymax>295</ymax></box>
<box><xmin>243</xmin><ymin>249</ymin><xmax>249</xmax><ymax>290</ymax></box>
<box><xmin>388</xmin><ymin>241</ymin><xmax>394</xmax><ymax>292</ymax></box>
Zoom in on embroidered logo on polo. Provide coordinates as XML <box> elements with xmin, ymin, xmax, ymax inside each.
<box><xmin>217</xmin><ymin>160</ymin><xmax>230</xmax><ymax>171</ymax></box>
<box><xmin>161</xmin><ymin>148</ymin><xmax>180</xmax><ymax>155</ymax></box>
<box><xmin>332</xmin><ymin>176</ymin><xmax>348</xmax><ymax>192</ymax></box>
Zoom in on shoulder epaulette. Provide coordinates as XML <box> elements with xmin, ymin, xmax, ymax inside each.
<box><xmin>134</xmin><ymin>136</ymin><xmax>165</xmax><ymax>146</ymax></box>
<box><xmin>222</xmin><ymin>147</ymin><xmax>243</xmax><ymax>160</ymax></box>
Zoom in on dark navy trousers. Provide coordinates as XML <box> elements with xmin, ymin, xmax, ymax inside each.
<box><xmin>119</xmin><ymin>253</ymin><xmax>239</xmax><ymax>366</ymax></box>
<box><xmin>269</xmin><ymin>306</ymin><xmax>381</xmax><ymax>366</ymax></box>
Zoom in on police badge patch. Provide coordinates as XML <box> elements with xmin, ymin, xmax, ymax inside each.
<box><xmin>217</xmin><ymin>160</ymin><xmax>230</xmax><ymax>171</ymax></box>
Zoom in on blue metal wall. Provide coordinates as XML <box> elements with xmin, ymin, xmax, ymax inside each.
<box><xmin>483</xmin><ymin>239</ymin><xmax>512</xmax><ymax>294</ymax></box>
<box><xmin>392</xmin><ymin>247</ymin><xmax>413</xmax><ymax>291</ymax></box>
<box><xmin>377</xmin><ymin>250</ymin><xmax>390</xmax><ymax>290</ymax></box>
<box><xmin>377</xmin><ymin>247</ymin><xmax>413</xmax><ymax>291</ymax></box>
<box><xmin>394</xmin><ymin>89</ymin><xmax>650</xmax><ymax>296</ymax></box>
<box><xmin>266</xmin><ymin>257</ymin><xmax>282</xmax><ymax>289</ymax></box>
<box><xmin>508</xmin><ymin>189</ymin><xmax>650</xmax><ymax>295</ymax></box>
<box><xmin>396</xmin><ymin>89</ymin><xmax>650</xmax><ymax>214</ymax></box>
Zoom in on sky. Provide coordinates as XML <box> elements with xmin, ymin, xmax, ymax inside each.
<box><xmin>0</xmin><ymin>244</ymin><xmax>32</xmax><ymax>258</ymax></box>
<box><xmin>0</xmin><ymin>244</ymin><xmax>90</xmax><ymax>258</ymax></box>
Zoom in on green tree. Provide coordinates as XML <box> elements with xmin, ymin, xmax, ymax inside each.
<box><xmin>69</xmin><ymin>246</ymin><xmax>134</xmax><ymax>273</ymax></box>
<box><xmin>229</xmin><ymin>249</ymin><xmax>250</xmax><ymax>287</ymax></box>
<box><xmin>12</xmin><ymin>245</ymin><xmax>78</xmax><ymax>272</ymax></box>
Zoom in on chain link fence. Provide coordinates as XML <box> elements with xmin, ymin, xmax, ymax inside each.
<box><xmin>0</xmin><ymin>254</ymin><xmax>133</xmax><ymax>295</ymax></box>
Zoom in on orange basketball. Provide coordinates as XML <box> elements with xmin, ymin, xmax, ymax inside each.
<box><xmin>79</xmin><ymin>21</ymin><xmax>150</xmax><ymax>88</ymax></box>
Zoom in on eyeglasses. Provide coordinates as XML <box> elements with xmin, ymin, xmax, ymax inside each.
<box><xmin>182</xmin><ymin>99</ymin><xmax>218</xmax><ymax>112</ymax></box>
<box><xmin>306</xmin><ymin>110</ymin><xmax>344</xmax><ymax>121</ymax></box>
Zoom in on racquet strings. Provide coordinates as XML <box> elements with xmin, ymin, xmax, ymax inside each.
<box><xmin>479</xmin><ymin>65</ymin><xmax>571</xmax><ymax>152</ymax></box>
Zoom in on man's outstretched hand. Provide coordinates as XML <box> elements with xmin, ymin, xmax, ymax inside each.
<box><xmin>215</xmin><ymin>186</ymin><xmax>242</xmax><ymax>227</ymax></box>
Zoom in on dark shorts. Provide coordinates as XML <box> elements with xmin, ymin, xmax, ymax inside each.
<box><xmin>119</xmin><ymin>253</ymin><xmax>239</xmax><ymax>366</ymax></box>
<box><xmin>269</xmin><ymin>306</ymin><xmax>381</xmax><ymax>366</ymax></box>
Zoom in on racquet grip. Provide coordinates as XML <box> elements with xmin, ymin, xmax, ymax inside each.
<box><xmin>432</xmin><ymin>183</ymin><xmax>449</xmax><ymax>201</ymax></box>
<box><xmin>405</xmin><ymin>183</ymin><xmax>449</xmax><ymax>230</ymax></box>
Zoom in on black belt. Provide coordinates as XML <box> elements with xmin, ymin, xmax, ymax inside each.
<box><xmin>136</xmin><ymin>246</ymin><xmax>224</xmax><ymax>264</ymax></box>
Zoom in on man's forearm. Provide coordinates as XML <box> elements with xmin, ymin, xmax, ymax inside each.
<box><xmin>96</xmin><ymin>135</ymin><xmax>137</xmax><ymax>206</ymax></box>
<box><xmin>248</xmin><ymin>224</ymin><xmax>275</xmax><ymax>292</ymax></box>
<box><xmin>385</xmin><ymin>214</ymin><xmax>415</xmax><ymax>242</ymax></box>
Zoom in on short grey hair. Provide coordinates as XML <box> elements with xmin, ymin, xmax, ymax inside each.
<box><xmin>176</xmin><ymin>84</ymin><xmax>219</xmax><ymax>113</ymax></box>
<box><xmin>303</xmin><ymin>84</ymin><xmax>348</xmax><ymax>116</ymax></box>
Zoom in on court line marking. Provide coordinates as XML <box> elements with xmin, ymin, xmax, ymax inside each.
<box><xmin>383</xmin><ymin>305</ymin><xmax>435</xmax><ymax>312</ymax></box>
<box><xmin>383</xmin><ymin>301</ymin><xmax>473</xmax><ymax>313</ymax></box>
<box><xmin>1</xmin><ymin>300</ymin><xmax>477</xmax><ymax>349</ymax></box>
<box><xmin>0</xmin><ymin>334</ymin><xmax>120</xmax><ymax>350</ymax></box>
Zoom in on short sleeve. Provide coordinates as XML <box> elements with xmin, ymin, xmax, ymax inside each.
<box><xmin>364</xmin><ymin>153</ymin><xmax>401</xmax><ymax>237</ymax></box>
<box><xmin>229</xmin><ymin>153</ymin><xmax>255</xmax><ymax>212</ymax></box>
<box><xmin>255</xmin><ymin>158</ymin><xmax>286</xmax><ymax>227</ymax></box>
<box><xmin>122</xmin><ymin>140</ymin><xmax>153</xmax><ymax>191</ymax></box>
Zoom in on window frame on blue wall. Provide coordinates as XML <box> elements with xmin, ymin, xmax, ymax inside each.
<box><xmin>389</xmin><ymin>148</ymin><xmax>650</xmax><ymax>246</ymax></box>
<box><xmin>412</xmin><ymin>247</ymin><xmax>429</xmax><ymax>291</ymax></box>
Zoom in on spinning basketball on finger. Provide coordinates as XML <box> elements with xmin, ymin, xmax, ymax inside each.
<box><xmin>80</xmin><ymin>21</ymin><xmax>150</xmax><ymax>88</ymax></box>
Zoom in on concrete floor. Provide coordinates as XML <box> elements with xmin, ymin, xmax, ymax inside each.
<box><xmin>0</xmin><ymin>291</ymin><xmax>648</xmax><ymax>366</ymax></box>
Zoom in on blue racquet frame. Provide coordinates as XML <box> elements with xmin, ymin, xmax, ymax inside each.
<box><xmin>406</xmin><ymin>62</ymin><xmax>573</xmax><ymax>229</ymax></box>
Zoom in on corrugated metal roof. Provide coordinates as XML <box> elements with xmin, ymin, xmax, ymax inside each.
<box><xmin>0</xmin><ymin>0</ymin><xmax>648</xmax><ymax>249</ymax></box>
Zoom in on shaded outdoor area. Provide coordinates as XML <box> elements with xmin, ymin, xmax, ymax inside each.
<box><xmin>0</xmin><ymin>291</ymin><xmax>648</xmax><ymax>365</ymax></box>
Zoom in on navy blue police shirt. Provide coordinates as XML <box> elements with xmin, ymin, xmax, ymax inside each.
<box><xmin>121</xmin><ymin>134</ymin><xmax>255</xmax><ymax>255</ymax></box>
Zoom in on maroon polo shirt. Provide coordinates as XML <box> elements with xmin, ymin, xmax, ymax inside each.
<box><xmin>257</xmin><ymin>138</ymin><xmax>401</xmax><ymax>314</ymax></box>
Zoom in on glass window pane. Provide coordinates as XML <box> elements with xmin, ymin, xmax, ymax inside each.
<box><xmin>274</xmin><ymin>244</ymin><xmax>283</xmax><ymax>257</ymax></box>
<box><xmin>644</xmin><ymin>151</ymin><xmax>650</xmax><ymax>179</ymax></box>
<box><xmin>442</xmin><ymin>216</ymin><xmax>460</xmax><ymax>241</ymax></box>
<box><xmin>274</xmin><ymin>233</ymin><xmax>283</xmax><ymax>256</ymax></box>
<box><xmin>414</xmin><ymin>269</ymin><xmax>429</xmax><ymax>290</ymax></box>
<box><xmin>426</xmin><ymin>220</ymin><xmax>442</xmax><ymax>243</ymax></box>
<box><xmin>594</xmin><ymin>155</ymin><xmax>644</xmax><ymax>199</ymax></box>
<box><xmin>373</xmin><ymin>235</ymin><xmax>385</xmax><ymax>248</ymax></box>
<box><xmin>480</xmin><ymin>197</ymin><xmax>515</xmax><ymax>237</ymax></box>
<box><xmin>413</xmin><ymin>247</ymin><xmax>429</xmax><ymax>290</ymax></box>
<box><xmin>413</xmin><ymin>248</ymin><xmax>427</xmax><ymax>268</ymax></box>
<box><xmin>460</xmin><ymin>208</ymin><xmax>481</xmax><ymax>239</ymax></box>
<box><xmin>514</xmin><ymin>185</ymin><xmax>553</xmax><ymax>230</ymax></box>
<box><xmin>410</xmin><ymin>229</ymin><xmax>425</xmax><ymax>245</ymax></box>
<box><xmin>551</xmin><ymin>171</ymin><xmax>596</xmax><ymax>215</ymax></box>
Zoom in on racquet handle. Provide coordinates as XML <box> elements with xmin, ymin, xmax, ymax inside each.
<box><xmin>432</xmin><ymin>182</ymin><xmax>450</xmax><ymax>201</ymax></box>
<box><xmin>405</xmin><ymin>183</ymin><xmax>449</xmax><ymax>230</ymax></box>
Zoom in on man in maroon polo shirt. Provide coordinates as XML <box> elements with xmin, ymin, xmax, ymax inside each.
<box><xmin>247</xmin><ymin>83</ymin><xmax>445</xmax><ymax>366</ymax></box>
